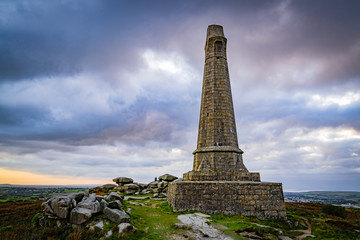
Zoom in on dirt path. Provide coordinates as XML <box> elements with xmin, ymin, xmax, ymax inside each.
<box><xmin>294</xmin><ymin>217</ymin><xmax>312</xmax><ymax>240</ymax></box>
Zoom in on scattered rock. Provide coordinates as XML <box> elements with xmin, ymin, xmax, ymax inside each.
<box><xmin>140</xmin><ymin>189</ymin><xmax>152</xmax><ymax>195</ymax></box>
<box><xmin>96</xmin><ymin>195</ymin><xmax>105</xmax><ymax>201</ymax></box>
<box><xmin>127</xmin><ymin>208</ymin><xmax>132</xmax><ymax>215</ymax></box>
<box><xmin>129</xmin><ymin>201</ymin><xmax>145</xmax><ymax>206</ymax></box>
<box><xmin>108</xmin><ymin>200</ymin><xmax>122</xmax><ymax>209</ymax></box>
<box><xmin>103</xmin><ymin>207</ymin><xmax>130</xmax><ymax>224</ymax></box>
<box><xmin>70</xmin><ymin>208</ymin><xmax>92</xmax><ymax>225</ymax></box>
<box><xmin>106</xmin><ymin>192</ymin><xmax>123</xmax><ymax>202</ymax></box>
<box><xmin>39</xmin><ymin>174</ymin><xmax>179</xmax><ymax>237</ymax></box>
<box><xmin>113</xmin><ymin>177</ymin><xmax>133</xmax><ymax>185</ymax></box>
<box><xmin>102</xmin><ymin>184</ymin><xmax>117</xmax><ymax>189</ymax></box>
<box><xmin>100</xmin><ymin>199</ymin><xmax>108</xmax><ymax>212</ymax></box>
<box><xmin>123</xmin><ymin>183</ymin><xmax>140</xmax><ymax>195</ymax></box>
<box><xmin>42</xmin><ymin>192</ymin><xmax>85</xmax><ymax>219</ymax></box>
<box><xmin>105</xmin><ymin>230</ymin><xmax>113</xmax><ymax>238</ymax></box>
<box><xmin>159</xmin><ymin>174</ymin><xmax>178</xmax><ymax>182</ymax></box>
<box><xmin>88</xmin><ymin>220</ymin><xmax>105</xmax><ymax>231</ymax></box>
<box><xmin>158</xmin><ymin>181</ymin><xmax>168</xmax><ymax>188</ymax></box>
<box><xmin>159</xmin><ymin>193</ymin><xmax>167</xmax><ymax>198</ymax></box>
<box><xmin>124</xmin><ymin>196</ymin><xmax>150</xmax><ymax>201</ymax></box>
<box><xmin>77</xmin><ymin>194</ymin><xmax>101</xmax><ymax>214</ymax></box>
<box><xmin>177</xmin><ymin>213</ymin><xmax>233</xmax><ymax>240</ymax></box>
<box><xmin>118</xmin><ymin>223</ymin><xmax>136</xmax><ymax>235</ymax></box>
<box><xmin>148</xmin><ymin>181</ymin><xmax>159</xmax><ymax>188</ymax></box>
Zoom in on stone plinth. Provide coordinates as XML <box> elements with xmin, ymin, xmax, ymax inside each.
<box><xmin>168</xmin><ymin>181</ymin><xmax>286</xmax><ymax>219</ymax></box>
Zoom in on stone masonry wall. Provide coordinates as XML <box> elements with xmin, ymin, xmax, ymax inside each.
<box><xmin>193</xmin><ymin>150</ymin><xmax>248</xmax><ymax>172</ymax></box>
<box><xmin>168</xmin><ymin>181</ymin><xmax>287</xmax><ymax>219</ymax></box>
<box><xmin>183</xmin><ymin>171</ymin><xmax>260</xmax><ymax>181</ymax></box>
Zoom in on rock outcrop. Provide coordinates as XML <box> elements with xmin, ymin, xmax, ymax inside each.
<box><xmin>107</xmin><ymin>174</ymin><xmax>178</xmax><ymax>197</ymax></box>
<box><xmin>38</xmin><ymin>174</ymin><xmax>178</xmax><ymax>238</ymax></box>
<box><xmin>38</xmin><ymin>174</ymin><xmax>177</xmax><ymax>238</ymax></box>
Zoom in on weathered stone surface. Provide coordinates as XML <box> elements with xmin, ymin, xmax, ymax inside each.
<box><xmin>136</xmin><ymin>183</ymin><xmax>147</xmax><ymax>189</ymax></box>
<box><xmin>70</xmin><ymin>207</ymin><xmax>92</xmax><ymax>225</ymax></box>
<box><xmin>183</xmin><ymin>171</ymin><xmax>260</xmax><ymax>181</ymax></box>
<box><xmin>158</xmin><ymin>174</ymin><xmax>178</xmax><ymax>182</ymax></box>
<box><xmin>168</xmin><ymin>181</ymin><xmax>286</xmax><ymax>219</ymax></box>
<box><xmin>103</xmin><ymin>207</ymin><xmax>130</xmax><ymax>224</ymax></box>
<box><xmin>88</xmin><ymin>220</ymin><xmax>104</xmax><ymax>231</ymax></box>
<box><xmin>123</xmin><ymin>183</ymin><xmax>140</xmax><ymax>195</ymax></box>
<box><xmin>108</xmin><ymin>200</ymin><xmax>122</xmax><ymax>209</ymax></box>
<box><xmin>118</xmin><ymin>223</ymin><xmax>136</xmax><ymax>235</ymax></box>
<box><xmin>96</xmin><ymin>195</ymin><xmax>105</xmax><ymax>201</ymax></box>
<box><xmin>159</xmin><ymin>193</ymin><xmax>167</xmax><ymax>198</ymax></box>
<box><xmin>100</xmin><ymin>199</ymin><xmax>108</xmax><ymax>212</ymax></box>
<box><xmin>124</xmin><ymin>196</ymin><xmax>150</xmax><ymax>201</ymax></box>
<box><xmin>148</xmin><ymin>181</ymin><xmax>159</xmax><ymax>188</ymax></box>
<box><xmin>102</xmin><ymin>184</ymin><xmax>117</xmax><ymax>189</ymax></box>
<box><xmin>106</xmin><ymin>192</ymin><xmax>123</xmax><ymax>202</ymax></box>
<box><xmin>157</xmin><ymin>181</ymin><xmax>168</xmax><ymax>188</ymax></box>
<box><xmin>177</xmin><ymin>213</ymin><xmax>233</xmax><ymax>240</ymax></box>
<box><xmin>113</xmin><ymin>177</ymin><xmax>133</xmax><ymax>184</ymax></box>
<box><xmin>140</xmin><ymin>189</ymin><xmax>152</xmax><ymax>195</ymax></box>
<box><xmin>77</xmin><ymin>194</ymin><xmax>100</xmax><ymax>214</ymax></box>
<box><xmin>42</xmin><ymin>192</ymin><xmax>85</xmax><ymax>219</ymax></box>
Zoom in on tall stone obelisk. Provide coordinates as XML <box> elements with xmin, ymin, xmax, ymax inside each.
<box><xmin>183</xmin><ymin>25</ymin><xmax>259</xmax><ymax>181</ymax></box>
<box><xmin>168</xmin><ymin>25</ymin><xmax>286</xmax><ymax>219</ymax></box>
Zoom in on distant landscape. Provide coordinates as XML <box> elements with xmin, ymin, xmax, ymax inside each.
<box><xmin>284</xmin><ymin>191</ymin><xmax>360</xmax><ymax>208</ymax></box>
<box><xmin>1</xmin><ymin>184</ymin><xmax>360</xmax><ymax>207</ymax></box>
<box><xmin>0</xmin><ymin>184</ymin><xmax>92</xmax><ymax>202</ymax></box>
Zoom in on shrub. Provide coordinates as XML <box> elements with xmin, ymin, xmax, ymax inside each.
<box><xmin>322</xmin><ymin>204</ymin><xmax>347</xmax><ymax>219</ymax></box>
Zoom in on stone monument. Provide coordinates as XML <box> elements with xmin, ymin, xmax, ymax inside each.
<box><xmin>167</xmin><ymin>25</ymin><xmax>287</xmax><ymax>219</ymax></box>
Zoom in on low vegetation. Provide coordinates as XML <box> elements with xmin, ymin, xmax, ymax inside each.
<box><xmin>0</xmin><ymin>194</ymin><xmax>359</xmax><ymax>240</ymax></box>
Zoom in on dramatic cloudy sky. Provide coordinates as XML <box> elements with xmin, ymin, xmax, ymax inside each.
<box><xmin>0</xmin><ymin>0</ymin><xmax>359</xmax><ymax>190</ymax></box>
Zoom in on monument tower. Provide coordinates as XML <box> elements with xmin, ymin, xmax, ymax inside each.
<box><xmin>168</xmin><ymin>25</ymin><xmax>286</xmax><ymax>219</ymax></box>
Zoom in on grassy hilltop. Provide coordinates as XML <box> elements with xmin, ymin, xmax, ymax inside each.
<box><xmin>0</xmin><ymin>190</ymin><xmax>360</xmax><ymax>239</ymax></box>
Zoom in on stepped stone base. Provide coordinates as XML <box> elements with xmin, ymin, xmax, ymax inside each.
<box><xmin>167</xmin><ymin>181</ymin><xmax>287</xmax><ymax>219</ymax></box>
<box><xmin>183</xmin><ymin>171</ymin><xmax>260</xmax><ymax>181</ymax></box>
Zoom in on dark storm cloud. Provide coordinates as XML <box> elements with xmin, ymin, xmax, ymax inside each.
<box><xmin>0</xmin><ymin>0</ymin><xmax>359</xmax><ymax>187</ymax></box>
<box><xmin>225</xmin><ymin>0</ymin><xmax>360</xmax><ymax>89</ymax></box>
<box><xmin>0</xmin><ymin>0</ymin><xmax>156</xmax><ymax>81</ymax></box>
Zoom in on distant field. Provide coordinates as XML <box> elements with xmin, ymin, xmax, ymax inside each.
<box><xmin>285</xmin><ymin>191</ymin><xmax>360</xmax><ymax>205</ymax></box>
<box><xmin>0</xmin><ymin>187</ymin><xmax>88</xmax><ymax>202</ymax></box>
<box><xmin>305</xmin><ymin>191</ymin><xmax>360</xmax><ymax>201</ymax></box>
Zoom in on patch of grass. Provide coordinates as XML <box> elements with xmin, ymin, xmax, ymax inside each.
<box><xmin>0</xmin><ymin>225</ymin><xmax>13</xmax><ymax>232</ymax></box>
<box><xmin>210</xmin><ymin>214</ymin><xmax>281</xmax><ymax>240</ymax></box>
<box><xmin>310</xmin><ymin>217</ymin><xmax>359</xmax><ymax>239</ymax></box>
<box><xmin>126</xmin><ymin>198</ymin><xmax>187</xmax><ymax>239</ymax></box>
<box><xmin>30</xmin><ymin>212</ymin><xmax>41</xmax><ymax>226</ymax></box>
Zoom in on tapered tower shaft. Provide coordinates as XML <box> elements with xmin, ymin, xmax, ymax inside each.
<box><xmin>192</xmin><ymin>25</ymin><xmax>247</xmax><ymax>173</ymax></box>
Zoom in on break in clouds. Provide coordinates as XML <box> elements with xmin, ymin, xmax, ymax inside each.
<box><xmin>0</xmin><ymin>0</ymin><xmax>359</xmax><ymax>190</ymax></box>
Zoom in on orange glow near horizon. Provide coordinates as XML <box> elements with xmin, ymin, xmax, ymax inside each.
<box><xmin>0</xmin><ymin>168</ymin><xmax>111</xmax><ymax>185</ymax></box>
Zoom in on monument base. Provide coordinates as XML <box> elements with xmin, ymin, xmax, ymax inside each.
<box><xmin>168</xmin><ymin>181</ymin><xmax>287</xmax><ymax>219</ymax></box>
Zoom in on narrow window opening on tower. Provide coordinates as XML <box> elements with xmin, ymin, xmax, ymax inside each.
<box><xmin>214</xmin><ymin>41</ymin><xmax>222</xmax><ymax>55</ymax></box>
